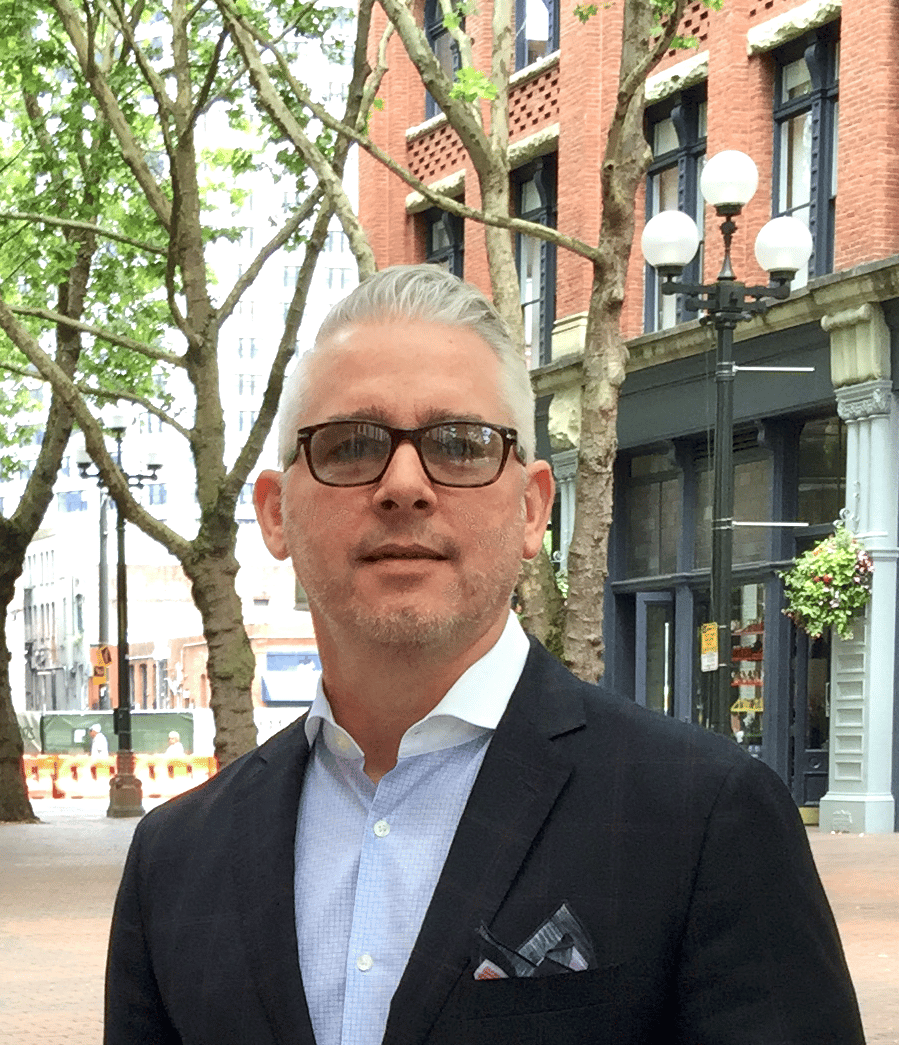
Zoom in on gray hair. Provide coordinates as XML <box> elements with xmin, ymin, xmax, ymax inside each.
<box><xmin>277</xmin><ymin>264</ymin><xmax>536</xmax><ymax>468</ymax></box>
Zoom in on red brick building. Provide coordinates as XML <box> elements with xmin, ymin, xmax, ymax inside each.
<box><xmin>358</xmin><ymin>0</ymin><xmax>899</xmax><ymax>832</ymax></box>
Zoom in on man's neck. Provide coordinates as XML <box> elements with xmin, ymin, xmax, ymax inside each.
<box><xmin>314</xmin><ymin>618</ymin><xmax>506</xmax><ymax>782</ymax></box>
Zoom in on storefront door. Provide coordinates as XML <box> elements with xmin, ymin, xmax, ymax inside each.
<box><xmin>635</xmin><ymin>592</ymin><xmax>675</xmax><ymax>715</ymax></box>
<box><xmin>791</xmin><ymin>629</ymin><xmax>831</xmax><ymax>807</ymax></box>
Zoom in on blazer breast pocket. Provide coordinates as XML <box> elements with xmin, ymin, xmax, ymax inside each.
<box><xmin>428</xmin><ymin>961</ymin><xmax>663</xmax><ymax>1045</ymax></box>
<box><xmin>458</xmin><ymin>964</ymin><xmax>620</xmax><ymax>1020</ymax></box>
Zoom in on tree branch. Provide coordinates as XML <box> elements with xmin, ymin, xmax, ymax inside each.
<box><xmin>0</xmin><ymin>211</ymin><xmax>167</xmax><ymax>256</ymax></box>
<box><xmin>0</xmin><ymin>291</ymin><xmax>190</xmax><ymax>556</ymax></box>
<box><xmin>215</xmin><ymin>187</ymin><xmax>322</xmax><ymax>327</ymax></box>
<box><xmin>376</xmin><ymin>0</ymin><xmax>494</xmax><ymax>173</ymax></box>
<box><xmin>619</xmin><ymin>0</ymin><xmax>691</xmax><ymax>101</ymax></box>
<box><xmin>8</xmin><ymin>306</ymin><xmax>184</xmax><ymax>365</ymax></box>
<box><xmin>51</xmin><ymin>0</ymin><xmax>173</xmax><ymax>229</ymax></box>
<box><xmin>217</xmin><ymin>0</ymin><xmax>376</xmax><ymax>275</ymax></box>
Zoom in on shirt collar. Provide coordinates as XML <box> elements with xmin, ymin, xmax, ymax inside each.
<box><xmin>304</xmin><ymin>611</ymin><xmax>530</xmax><ymax>761</ymax></box>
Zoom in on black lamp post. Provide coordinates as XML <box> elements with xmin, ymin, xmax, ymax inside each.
<box><xmin>641</xmin><ymin>150</ymin><xmax>813</xmax><ymax>736</ymax></box>
<box><xmin>77</xmin><ymin>415</ymin><xmax>162</xmax><ymax>817</ymax></box>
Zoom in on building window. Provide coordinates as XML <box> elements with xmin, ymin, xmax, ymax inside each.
<box><xmin>239</xmin><ymin>410</ymin><xmax>259</xmax><ymax>432</ymax></box>
<box><xmin>423</xmin><ymin>207</ymin><xmax>464</xmax><ymax>276</ymax></box>
<box><xmin>694</xmin><ymin>431</ymin><xmax>772</xmax><ymax>570</ymax></box>
<box><xmin>238</xmin><ymin>374</ymin><xmax>260</xmax><ymax>396</ymax></box>
<box><xmin>424</xmin><ymin>0</ymin><xmax>461</xmax><ymax>119</ymax></box>
<box><xmin>325</xmin><ymin>229</ymin><xmax>349</xmax><ymax>253</ymax></box>
<box><xmin>797</xmin><ymin>415</ymin><xmax>845</xmax><ymax>526</ymax></box>
<box><xmin>58</xmin><ymin>490</ymin><xmax>88</xmax><ymax>513</ymax></box>
<box><xmin>147</xmin><ymin>483</ymin><xmax>167</xmax><ymax>505</ymax></box>
<box><xmin>644</xmin><ymin>89</ymin><xmax>706</xmax><ymax>332</ymax></box>
<box><xmin>514</xmin><ymin>0</ymin><xmax>558</xmax><ymax>70</ymax></box>
<box><xmin>140</xmin><ymin>411</ymin><xmax>163</xmax><ymax>434</ymax></box>
<box><xmin>284</xmin><ymin>265</ymin><xmax>301</xmax><ymax>288</ymax></box>
<box><xmin>325</xmin><ymin>267</ymin><xmax>354</xmax><ymax>291</ymax></box>
<box><xmin>772</xmin><ymin>24</ymin><xmax>839</xmax><ymax>286</ymax></box>
<box><xmin>513</xmin><ymin>155</ymin><xmax>557</xmax><ymax>369</ymax></box>
<box><xmin>238</xmin><ymin>338</ymin><xmax>258</xmax><ymax>359</ymax></box>
<box><xmin>622</xmin><ymin>451</ymin><xmax>682</xmax><ymax>578</ymax></box>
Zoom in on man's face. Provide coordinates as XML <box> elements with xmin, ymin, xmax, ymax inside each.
<box><xmin>255</xmin><ymin>318</ymin><xmax>553</xmax><ymax>657</ymax></box>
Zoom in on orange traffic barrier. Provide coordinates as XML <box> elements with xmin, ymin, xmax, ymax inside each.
<box><xmin>23</xmin><ymin>755</ymin><xmax>62</xmax><ymax>799</ymax></box>
<box><xmin>62</xmin><ymin>756</ymin><xmax>117</xmax><ymax>799</ymax></box>
<box><xmin>25</xmin><ymin>751</ymin><xmax>218</xmax><ymax>802</ymax></box>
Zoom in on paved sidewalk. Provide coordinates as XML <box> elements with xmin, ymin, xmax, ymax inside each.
<box><xmin>1</xmin><ymin>798</ymin><xmax>897</xmax><ymax>1043</ymax></box>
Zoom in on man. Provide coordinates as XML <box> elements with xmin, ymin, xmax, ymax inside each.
<box><xmin>165</xmin><ymin>730</ymin><xmax>185</xmax><ymax>757</ymax></box>
<box><xmin>105</xmin><ymin>265</ymin><xmax>864</xmax><ymax>1044</ymax></box>
<box><xmin>89</xmin><ymin>723</ymin><xmax>109</xmax><ymax>758</ymax></box>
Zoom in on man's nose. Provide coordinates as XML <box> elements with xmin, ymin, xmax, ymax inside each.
<box><xmin>371</xmin><ymin>440</ymin><xmax>437</xmax><ymax>512</ymax></box>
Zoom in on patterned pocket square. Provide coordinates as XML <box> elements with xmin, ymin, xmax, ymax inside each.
<box><xmin>474</xmin><ymin>901</ymin><xmax>596</xmax><ymax>980</ymax></box>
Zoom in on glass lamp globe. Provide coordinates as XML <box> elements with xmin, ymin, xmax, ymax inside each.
<box><xmin>754</xmin><ymin>216</ymin><xmax>814</xmax><ymax>279</ymax></box>
<box><xmin>641</xmin><ymin>210</ymin><xmax>701</xmax><ymax>275</ymax></box>
<box><xmin>700</xmin><ymin>151</ymin><xmax>759</xmax><ymax>211</ymax></box>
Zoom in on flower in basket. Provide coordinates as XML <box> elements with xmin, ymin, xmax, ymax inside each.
<box><xmin>779</xmin><ymin>525</ymin><xmax>873</xmax><ymax>640</ymax></box>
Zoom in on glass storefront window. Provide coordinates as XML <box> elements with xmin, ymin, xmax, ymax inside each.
<box><xmin>797</xmin><ymin>416</ymin><xmax>846</xmax><ymax>525</ymax></box>
<box><xmin>729</xmin><ymin>583</ymin><xmax>765</xmax><ymax>755</ymax></box>
<box><xmin>694</xmin><ymin>454</ymin><xmax>773</xmax><ymax>569</ymax></box>
<box><xmin>624</xmin><ymin>453</ymin><xmax>681</xmax><ymax>577</ymax></box>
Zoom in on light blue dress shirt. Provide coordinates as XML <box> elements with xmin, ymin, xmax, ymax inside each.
<box><xmin>294</xmin><ymin>613</ymin><xmax>530</xmax><ymax>1045</ymax></box>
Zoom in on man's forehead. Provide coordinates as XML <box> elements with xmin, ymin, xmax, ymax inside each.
<box><xmin>308</xmin><ymin>318</ymin><xmax>499</xmax><ymax>381</ymax></box>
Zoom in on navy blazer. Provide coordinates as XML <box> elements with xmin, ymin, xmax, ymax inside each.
<box><xmin>105</xmin><ymin>639</ymin><xmax>865</xmax><ymax>1044</ymax></box>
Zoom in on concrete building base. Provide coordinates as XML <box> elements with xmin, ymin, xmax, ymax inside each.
<box><xmin>819</xmin><ymin>793</ymin><xmax>895</xmax><ymax>834</ymax></box>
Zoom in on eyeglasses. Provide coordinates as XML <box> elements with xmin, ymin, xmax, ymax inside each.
<box><xmin>292</xmin><ymin>420</ymin><xmax>523</xmax><ymax>488</ymax></box>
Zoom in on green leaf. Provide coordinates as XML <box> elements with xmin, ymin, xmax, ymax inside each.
<box><xmin>449</xmin><ymin>67</ymin><xmax>498</xmax><ymax>103</ymax></box>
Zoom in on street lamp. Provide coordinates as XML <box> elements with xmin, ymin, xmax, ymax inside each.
<box><xmin>76</xmin><ymin>414</ymin><xmax>162</xmax><ymax>817</ymax></box>
<box><xmin>641</xmin><ymin>150</ymin><xmax>812</xmax><ymax>735</ymax></box>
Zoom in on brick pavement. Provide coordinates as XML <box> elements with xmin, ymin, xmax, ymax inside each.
<box><xmin>2</xmin><ymin>798</ymin><xmax>897</xmax><ymax>1044</ymax></box>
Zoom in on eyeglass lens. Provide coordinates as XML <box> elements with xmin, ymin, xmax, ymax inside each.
<box><xmin>308</xmin><ymin>422</ymin><xmax>508</xmax><ymax>487</ymax></box>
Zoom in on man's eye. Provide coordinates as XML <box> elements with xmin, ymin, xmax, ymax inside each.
<box><xmin>328</xmin><ymin>435</ymin><xmax>379</xmax><ymax>462</ymax></box>
<box><xmin>433</xmin><ymin>426</ymin><xmax>491</xmax><ymax>461</ymax></box>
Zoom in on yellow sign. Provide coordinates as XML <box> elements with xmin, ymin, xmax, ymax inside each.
<box><xmin>90</xmin><ymin>646</ymin><xmax>109</xmax><ymax>682</ymax></box>
<box><xmin>700</xmin><ymin>623</ymin><xmax>718</xmax><ymax>672</ymax></box>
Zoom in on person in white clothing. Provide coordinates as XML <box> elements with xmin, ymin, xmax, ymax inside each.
<box><xmin>89</xmin><ymin>724</ymin><xmax>109</xmax><ymax>757</ymax></box>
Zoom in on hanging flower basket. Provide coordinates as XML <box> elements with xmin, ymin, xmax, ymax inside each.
<box><xmin>779</xmin><ymin>526</ymin><xmax>873</xmax><ymax>640</ymax></box>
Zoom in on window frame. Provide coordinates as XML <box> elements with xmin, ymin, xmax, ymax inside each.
<box><xmin>513</xmin><ymin>154</ymin><xmax>557</xmax><ymax>369</ymax></box>
<box><xmin>514</xmin><ymin>0</ymin><xmax>559</xmax><ymax>71</ymax></box>
<box><xmin>643</xmin><ymin>87</ymin><xmax>707</xmax><ymax>333</ymax></box>
<box><xmin>424</xmin><ymin>0</ymin><xmax>462</xmax><ymax>119</ymax></box>
<box><xmin>423</xmin><ymin>207</ymin><xmax>464</xmax><ymax>277</ymax></box>
<box><xmin>771</xmin><ymin>23</ymin><xmax>839</xmax><ymax>280</ymax></box>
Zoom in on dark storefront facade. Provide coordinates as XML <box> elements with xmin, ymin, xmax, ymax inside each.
<box><xmin>537</xmin><ymin>265</ymin><xmax>899</xmax><ymax>830</ymax></box>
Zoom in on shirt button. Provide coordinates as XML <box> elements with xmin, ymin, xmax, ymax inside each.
<box><xmin>357</xmin><ymin>954</ymin><xmax>374</xmax><ymax>972</ymax></box>
<box><xmin>373</xmin><ymin>819</ymin><xmax>390</xmax><ymax>837</ymax></box>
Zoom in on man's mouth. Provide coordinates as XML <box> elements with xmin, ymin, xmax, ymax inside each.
<box><xmin>360</xmin><ymin>543</ymin><xmax>449</xmax><ymax>563</ymax></box>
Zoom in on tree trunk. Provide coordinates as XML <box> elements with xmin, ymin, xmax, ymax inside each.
<box><xmin>0</xmin><ymin>569</ymin><xmax>36</xmax><ymax>822</ymax></box>
<box><xmin>562</xmin><ymin>274</ymin><xmax>627</xmax><ymax>680</ymax></box>
<box><xmin>184</xmin><ymin>552</ymin><xmax>258</xmax><ymax>766</ymax></box>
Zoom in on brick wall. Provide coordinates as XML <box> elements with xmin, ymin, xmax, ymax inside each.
<box><xmin>359</xmin><ymin>0</ymin><xmax>899</xmax><ymax>345</ymax></box>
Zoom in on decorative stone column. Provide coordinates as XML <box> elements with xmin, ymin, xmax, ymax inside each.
<box><xmin>818</xmin><ymin>303</ymin><xmax>898</xmax><ymax>833</ymax></box>
<box><xmin>551</xmin><ymin>449</ymin><xmax>578</xmax><ymax>572</ymax></box>
<box><xmin>547</xmin><ymin>384</ymin><xmax>582</xmax><ymax>574</ymax></box>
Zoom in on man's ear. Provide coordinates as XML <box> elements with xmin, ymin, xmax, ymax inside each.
<box><xmin>521</xmin><ymin>459</ymin><xmax>555</xmax><ymax>561</ymax></box>
<box><xmin>254</xmin><ymin>470</ymin><xmax>289</xmax><ymax>561</ymax></box>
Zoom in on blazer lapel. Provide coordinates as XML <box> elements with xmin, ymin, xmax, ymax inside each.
<box><xmin>232</xmin><ymin>722</ymin><xmax>317</xmax><ymax>1045</ymax></box>
<box><xmin>383</xmin><ymin>642</ymin><xmax>586</xmax><ymax>1045</ymax></box>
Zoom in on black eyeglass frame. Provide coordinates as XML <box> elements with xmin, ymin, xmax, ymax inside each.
<box><xmin>292</xmin><ymin>419</ymin><xmax>525</xmax><ymax>488</ymax></box>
